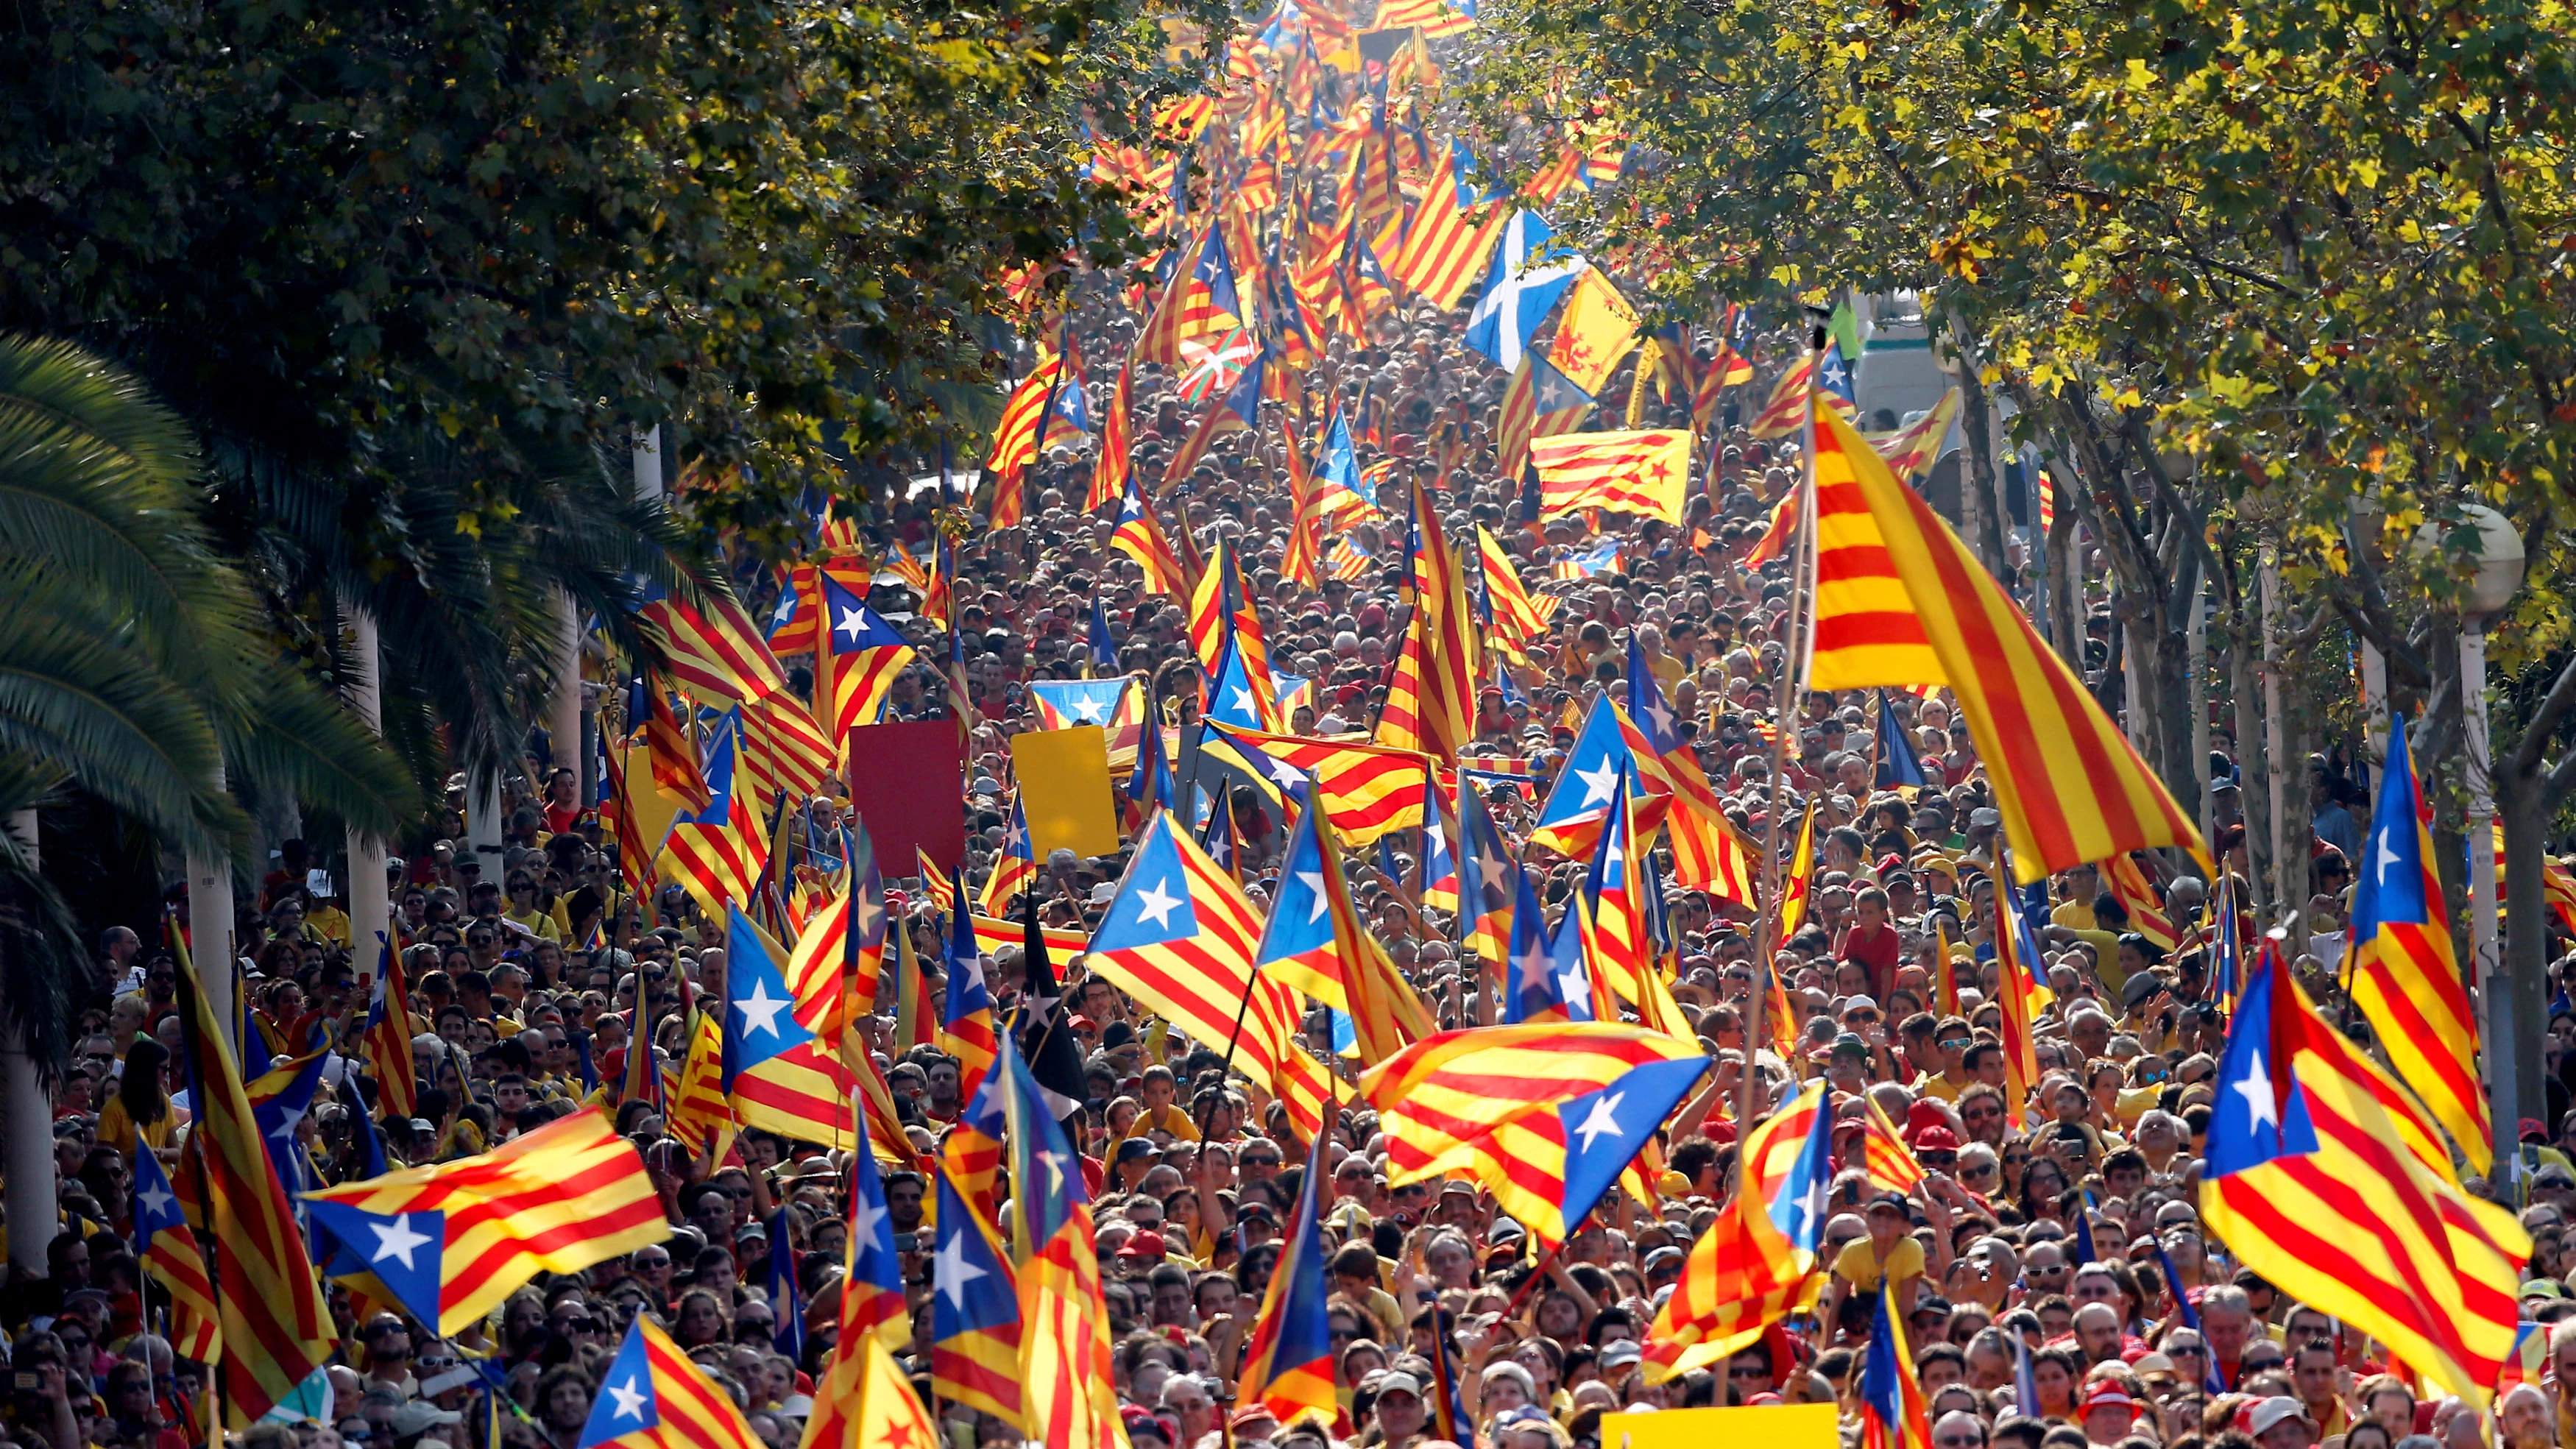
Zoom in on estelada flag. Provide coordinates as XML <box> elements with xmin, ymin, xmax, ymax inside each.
<box><xmin>1532</xmin><ymin>429</ymin><xmax>1691</xmax><ymax>525</ymax></box>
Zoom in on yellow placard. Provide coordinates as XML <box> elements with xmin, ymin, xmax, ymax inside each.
<box><xmin>1599</xmin><ymin>1402</ymin><xmax>1839</xmax><ymax>1449</ymax></box>
<box><xmin>1009</xmin><ymin>725</ymin><xmax>1122</xmax><ymax>860</ymax></box>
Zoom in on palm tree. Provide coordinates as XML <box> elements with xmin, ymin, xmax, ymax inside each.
<box><xmin>0</xmin><ymin>333</ymin><xmax>418</xmax><ymax>1077</ymax></box>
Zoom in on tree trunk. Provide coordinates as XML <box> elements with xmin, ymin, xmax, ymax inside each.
<box><xmin>2228</xmin><ymin>616</ymin><xmax>2272</xmax><ymax>917</ymax></box>
<box><xmin>1</xmin><ymin>809</ymin><xmax>54</xmax><ymax>1275</ymax></box>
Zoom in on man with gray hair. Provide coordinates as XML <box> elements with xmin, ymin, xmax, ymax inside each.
<box><xmin>2198</xmin><ymin>1283</ymin><xmax>2254</xmax><ymax>1389</ymax></box>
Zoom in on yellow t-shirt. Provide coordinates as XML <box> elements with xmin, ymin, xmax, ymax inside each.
<box><xmin>505</xmin><ymin>907</ymin><xmax>562</xmax><ymax>943</ymax></box>
<box><xmin>1917</xmin><ymin>1072</ymin><xmax>1971</xmax><ymax>1104</ymax></box>
<box><xmin>1832</xmin><ymin>1235</ymin><xmax>1927</xmax><ymax>1291</ymax></box>
<box><xmin>1139</xmin><ymin>1103</ymin><xmax>1201</xmax><ymax>1142</ymax></box>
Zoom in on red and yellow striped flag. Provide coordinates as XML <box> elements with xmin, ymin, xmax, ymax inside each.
<box><xmin>1867</xmin><ymin>389</ymin><xmax>1960</xmax><ymax>486</ymax></box>
<box><xmin>1805</xmin><ymin>405</ymin><xmax>1943</xmax><ymax>689</ymax></box>
<box><xmin>985</xmin><ymin>353</ymin><xmax>1068</xmax><ymax>479</ymax></box>
<box><xmin>1745</xmin><ymin>353</ymin><xmax>1815</xmax><ymax>438</ymax></box>
<box><xmin>1821</xmin><ymin>403</ymin><xmax>2204</xmax><ymax>880</ymax></box>
<box><xmin>2101</xmin><ymin>851</ymin><xmax>2181</xmax><ymax>956</ymax></box>
<box><xmin>1208</xmin><ymin>723</ymin><xmax>1430</xmax><ymax>847</ymax></box>
<box><xmin>1532</xmin><ymin>428</ymin><xmax>1691</xmax><ymax>525</ymax></box>
<box><xmin>170</xmin><ymin>925</ymin><xmax>335</xmax><ymax>1425</ymax></box>
<box><xmin>1475</xmin><ymin>525</ymin><xmax>1551</xmax><ymax>653</ymax></box>
<box><xmin>302</xmin><ymin>1110</ymin><xmax>668</xmax><ymax>1335</ymax></box>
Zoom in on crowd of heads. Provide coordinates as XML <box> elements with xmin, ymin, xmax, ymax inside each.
<box><xmin>12</xmin><ymin>224</ymin><xmax>2576</xmax><ymax>1449</ymax></box>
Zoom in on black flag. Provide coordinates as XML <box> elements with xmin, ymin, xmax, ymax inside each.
<box><xmin>1018</xmin><ymin>882</ymin><xmax>1091</xmax><ymax>1121</ymax></box>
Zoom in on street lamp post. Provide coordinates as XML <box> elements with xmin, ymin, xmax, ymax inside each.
<box><xmin>2423</xmin><ymin>506</ymin><xmax>2527</xmax><ymax>1170</ymax></box>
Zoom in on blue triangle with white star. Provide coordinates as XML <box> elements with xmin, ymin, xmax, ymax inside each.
<box><xmin>721</xmin><ymin>906</ymin><xmax>815</xmax><ymax>1086</ymax></box>
<box><xmin>1256</xmin><ymin>808</ymin><xmax>1339</xmax><ymax>967</ymax></box>
<box><xmin>1206</xmin><ymin>643</ymin><xmax>1266</xmax><ymax>729</ymax></box>
<box><xmin>576</xmin><ymin>1319</ymin><xmax>663</xmax><ymax>1449</ymax></box>
<box><xmin>1557</xmin><ymin>1056</ymin><xmax>1709</xmax><ymax>1222</ymax></box>
<box><xmin>819</xmin><ymin>575</ymin><xmax>907</xmax><ymax>653</ymax></box>
<box><xmin>2207</xmin><ymin>949</ymin><xmax>2318</xmax><ymax>1177</ymax></box>
<box><xmin>1091</xmin><ymin>816</ymin><xmax>1202</xmax><ymax>952</ymax></box>
<box><xmin>308</xmin><ymin>1200</ymin><xmax>447</xmax><ymax>1331</ymax></box>
<box><xmin>1535</xmin><ymin>694</ymin><xmax>1635</xmax><ymax>835</ymax></box>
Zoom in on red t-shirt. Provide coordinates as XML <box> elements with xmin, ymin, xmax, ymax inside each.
<box><xmin>1837</xmin><ymin>920</ymin><xmax>1903</xmax><ymax>1000</ymax></box>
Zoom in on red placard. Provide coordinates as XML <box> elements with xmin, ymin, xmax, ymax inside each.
<box><xmin>842</xmin><ymin>720</ymin><xmax>966</xmax><ymax>876</ymax></box>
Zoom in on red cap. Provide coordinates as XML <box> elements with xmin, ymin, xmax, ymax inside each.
<box><xmin>1914</xmin><ymin>1124</ymin><xmax>1960</xmax><ymax>1152</ymax></box>
<box><xmin>1115</xmin><ymin>1230</ymin><xmax>1168</xmax><ymax>1260</ymax></box>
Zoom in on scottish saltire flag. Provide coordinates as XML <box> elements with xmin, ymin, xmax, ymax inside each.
<box><xmin>578</xmin><ymin>1314</ymin><xmax>765</xmax><ymax>1449</ymax></box>
<box><xmin>1237</xmin><ymin>1126</ymin><xmax>1337</xmax><ymax>1427</ymax></box>
<box><xmin>1463</xmin><ymin>211</ymin><xmax>1583</xmax><ymax>371</ymax></box>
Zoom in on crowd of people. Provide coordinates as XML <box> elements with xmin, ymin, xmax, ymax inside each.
<box><xmin>7</xmin><ymin>46</ymin><xmax>2576</xmax><ymax>1449</ymax></box>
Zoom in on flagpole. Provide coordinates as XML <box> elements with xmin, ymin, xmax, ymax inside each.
<box><xmin>1735</xmin><ymin>333</ymin><xmax>1821</xmax><ymax>1159</ymax></box>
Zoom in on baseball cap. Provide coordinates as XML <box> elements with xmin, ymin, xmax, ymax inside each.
<box><xmin>1914</xmin><ymin>1125</ymin><xmax>1960</xmax><ymax>1152</ymax></box>
<box><xmin>1372</xmin><ymin>1371</ymin><xmax>1424</xmax><ymax>1399</ymax></box>
<box><xmin>1600</xmin><ymin>1342</ymin><xmax>1643</xmax><ymax>1369</ymax></box>
<box><xmin>2248</xmin><ymin>1399</ymin><xmax>2314</xmax><ymax>1436</ymax></box>
<box><xmin>1114</xmin><ymin>1230</ymin><xmax>1168</xmax><ymax>1261</ymax></box>
<box><xmin>389</xmin><ymin>1403</ymin><xmax>463</xmax><ymax>1438</ymax></box>
<box><xmin>2084</xmin><ymin>1382</ymin><xmax>2138</xmax><ymax>1416</ymax></box>
<box><xmin>1115</xmin><ymin>1138</ymin><xmax>1161</xmax><ymax>1164</ymax></box>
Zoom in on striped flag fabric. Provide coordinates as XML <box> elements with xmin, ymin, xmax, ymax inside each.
<box><xmin>1028</xmin><ymin>679</ymin><xmax>1131</xmax><ymax>733</ymax></box>
<box><xmin>302</xmin><ymin>1110</ymin><xmax>668</xmax><ymax>1336</ymax></box>
<box><xmin>1774</xmin><ymin>801</ymin><xmax>1817</xmax><ymax>942</ymax></box>
<box><xmin>984</xmin><ymin>352</ymin><xmax>1069</xmax><ymax>480</ymax></box>
<box><xmin>657</xmin><ymin>712</ymin><xmax>768</xmax><ymax>920</ymax></box>
<box><xmin>969</xmin><ymin>914</ymin><xmax>1089</xmax><ymax>961</ymax></box>
<box><xmin>2201</xmin><ymin>939</ymin><xmax>2527</xmax><ymax>1405</ymax></box>
<box><xmin>1392</xmin><ymin>148</ymin><xmax>1505</xmax><ymax>308</ymax></box>
<box><xmin>1495</xmin><ymin>350</ymin><xmax>1595</xmax><ymax>482</ymax></box>
<box><xmin>1804</xmin><ymin>399</ymin><xmax>1943</xmax><ymax>689</ymax></box>
<box><xmin>1086</xmin><ymin>358</ymin><xmax>1133</xmax><ymax>511</ymax></box>
<box><xmin>637</xmin><ymin>587</ymin><xmax>792</xmax><ymax>711</ymax></box>
<box><xmin>916</xmin><ymin>848</ymin><xmax>958</xmax><ymax>916</ymax></box>
<box><xmin>1455</xmin><ymin>780</ymin><xmax>1517</xmax><ymax>968</ymax></box>
<box><xmin>2491</xmin><ymin>823</ymin><xmax>2576</xmax><ymax>938</ymax></box>
<box><xmin>1861</xmin><ymin>1283</ymin><xmax>1934</xmax><ymax>1449</ymax></box>
<box><xmin>943</xmin><ymin>904</ymin><xmax>1002</xmax><ymax>1105</ymax></box>
<box><xmin>1990</xmin><ymin>876</ymin><xmax>2045</xmax><ymax>1130</ymax></box>
<box><xmin>1237</xmin><ymin>1125</ymin><xmax>1339</xmax><ymax>1428</ymax></box>
<box><xmin>1818</xmin><ymin>402</ymin><xmax>2203</xmax><ymax>880</ymax></box>
<box><xmin>841</xmin><ymin>1106</ymin><xmax>911</xmax><ymax>1352</ymax></box>
<box><xmin>721</xmin><ymin>905</ymin><xmax>854</xmax><ymax>1149</ymax></box>
<box><xmin>664</xmin><ymin>1008</ymin><xmax>735</xmax><ymax>1158</ymax></box>
<box><xmin>815</xmin><ymin>575</ymin><xmax>916</xmax><ymax>748</ymax></box>
<box><xmin>978</xmin><ymin>796</ymin><xmax>1039</xmax><ymax>916</ymax></box>
<box><xmin>2101</xmin><ymin>851</ymin><xmax>2182</xmax><ymax>956</ymax></box>
<box><xmin>1082</xmin><ymin>811</ymin><xmax>1309</xmax><ymax>1095</ymax></box>
<box><xmin>738</xmin><ymin>693</ymin><xmax>836</xmax><ymax>815</ymax></box>
<box><xmin>360</xmin><ymin>933</ymin><xmax>417</xmax><ymax>1124</ymax></box>
<box><xmin>1380</xmin><ymin>476</ymin><xmax>1479</xmax><ymax>764</ymax></box>
<box><xmin>1109</xmin><ymin>472</ymin><xmax>1188</xmax><ymax>598</ymax></box>
<box><xmin>132</xmin><ymin>1147</ymin><xmax>220</xmax><ymax>1363</ymax></box>
<box><xmin>799</xmin><ymin>1330</ymin><xmax>935</xmax><ymax>1449</ymax></box>
<box><xmin>1255</xmin><ymin>801</ymin><xmax>1432</xmax><ymax>1066</ymax></box>
<box><xmin>169</xmin><ymin>922</ymin><xmax>335</xmax><ymax>1426</ymax></box>
<box><xmin>1359</xmin><ymin>1025</ymin><xmax>1704</xmax><ymax>1241</ymax></box>
<box><xmin>1474</xmin><ymin>525</ymin><xmax>1551</xmax><ymax>654</ymax></box>
<box><xmin>1860</xmin><ymin>1096</ymin><xmax>1928</xmax><ymax>1194</ymax></box>
<box><xmin>1867</xmin><ymin>389</ymin><xmax>1961</xmax><ymax>486</ymax></box>
<box><xmin>642</xmin><ymin>678</ymin><xmax>712</xmax><ymax>811</ymax></box>
<box><xmin>930</xmin><ymin>1168</ymin><xmax>1023</xmax><ymax>1426</ymax></box>
<box><xmin>1744</xmin><ymin>486</ymin><xmax>1798</xmax><ymax>567</ymax></box>
<box><xmin>575</xmin><ymin>1314</ymin><xmax>765</xmax><ymax>1449</ymax></box>
<box><xmin>2345</xmin><ymin>716</ymin><xmax>2490</xmax><ymax>1172</ymax></box>
<box><xmin>788</xmin><ymin>837</ymin><xmax>885</xmax><ymax>1030</ymax></box>
<box><xmin>1746</xmin><ymin>352</ymin><xmax>1816</xmax><ymax>438</ymax></box>
<box><xmin>1643</xmin><ymin>1080</ymin><xmax>1834</xmax><ymax>1381</ymax></box>
<box><xmin>991</xmin><ymin>1032</ymin><xmax>1127</xmax><ymax>1449</ymax></box>
<box><xmin>1206</xmin><ymin>723</ymin><xmax>1429</xmax><ymax>846</ymax></box>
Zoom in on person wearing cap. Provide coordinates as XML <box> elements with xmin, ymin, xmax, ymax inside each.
<box><xmin>386</xmin><ymin>1399</ymin><xmax>461</xmax><ymax>1449</ymax></box>
<box><xmin>1822</xmin><ymin>1190</ymin><xmax>1932</xmax><ymax>1327</ymax></box>
<box><xmin>2079</xmin><ymin>1381</ymin><xmax>2140</xmax><ymax>1446</ymax></box>
<box><xmin>2251</xmin><ymin>1396</ymin><xmax>2320</xmax><ymax>1449</ymax></box>
<box><xmin>1365</xmin><ymin>1369</ymin><xmax>1429</xmax><ymax>1448</ymax></box>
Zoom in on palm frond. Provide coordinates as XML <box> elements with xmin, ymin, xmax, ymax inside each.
<box><xmin>0</xmin><ymin>823</ymin><xmax>86</xmax><ymax>1084</ymax></box>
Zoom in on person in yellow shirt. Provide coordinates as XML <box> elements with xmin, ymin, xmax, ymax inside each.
<box><xmin>99</xmin><ymin>1040</ymin><xmax>182</xmax><ymax>1163</ymax></box>
<box><xmin>1134</xmin><ymin>1063</ymin><xmax>1201</xmax><ymax>1142</ymax></box>
<box><xmin>1821</xmin><ymin>1192</ymin><xmax>1931</xmax><ymax>1325</ymax></box>
<box><xmin>503</xmin><ymin>871</ymin><xmax>562</xmax><ymax>943</ymax></box>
